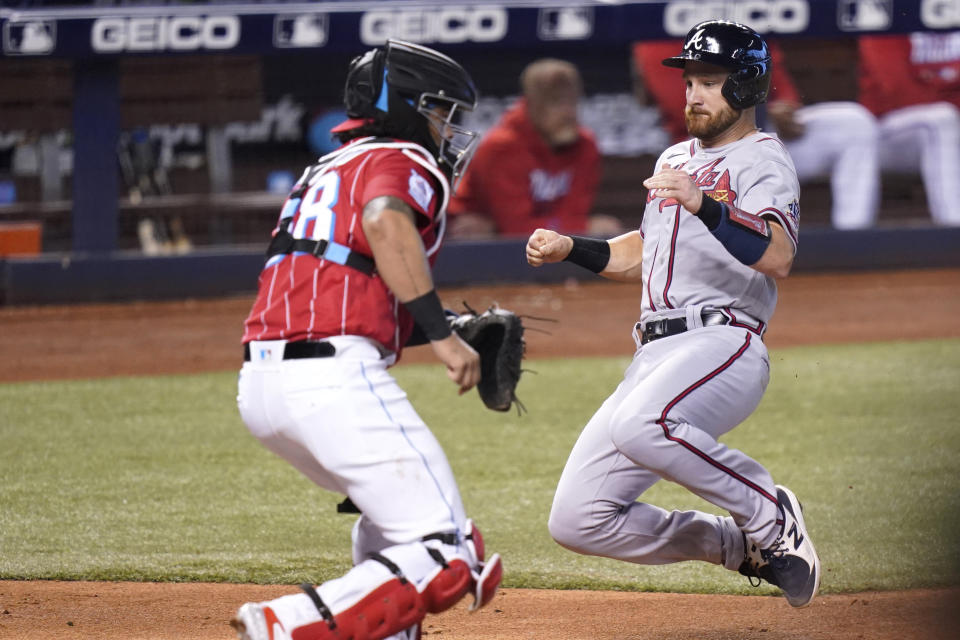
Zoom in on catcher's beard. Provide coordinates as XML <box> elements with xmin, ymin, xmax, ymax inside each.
<box><xmin>685</xmin><ymin>103</ymin><xmax>741</xmax><ymax>140</ymax></box>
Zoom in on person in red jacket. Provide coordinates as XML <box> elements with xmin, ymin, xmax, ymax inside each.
<box><xmin>448</xmin><ymin>58</ymin><xmax>623</xmax><ymax>238</ymax></box>
<box><xmin>859</xmin><ymin>31</ymin><xmax>960</xmax><ymax>226</ymax></box>
<box><xmin>633</xmin><ymin>39</ymin><xmax>880</xmax><ymax>229</ymax></box>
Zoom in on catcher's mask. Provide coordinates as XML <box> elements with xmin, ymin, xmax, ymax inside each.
<box><xmin>661</xmin><ymin>20</ymin><xmax>771</xmax><ymax>110</ymax></box>
<box><xmin>336</xmin><ymin>39</ymin><xmax>480</xmax><ymax>191</ymax></box>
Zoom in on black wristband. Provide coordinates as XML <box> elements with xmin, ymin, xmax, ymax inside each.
<box><xmin>696</xmin><ymin>194</ymin><xmax>725</xmax><ymax>231</ymax></box>
<box><xmin>563</xmin><ymin>235</ymin><xmax>611</xmax><ymax>274</ymax></box>
<box><xmin>403</xmin><ymin>289</ymin><xmax>452</xmax><ymax>341</ymax></box>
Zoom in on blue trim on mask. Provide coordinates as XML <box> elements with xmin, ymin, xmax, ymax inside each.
<box><xmin>375</xmin><ymin>69</ymin><xmax>389</xmax><ymax>112</ymax></box>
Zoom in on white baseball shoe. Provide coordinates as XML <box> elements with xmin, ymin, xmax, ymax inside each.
<box><xmin>759</xmin><ymin>485</ymin><xmax>821</xmax><ymax>607</ymax></box>
<box><xmin>738</xmin><ymin>531</ymin><xmax>779</xmax><ymax>588</ymax></box>
<box><xmin>231</xmin><ymin>602</ymin><xmax>291</xmax><ymax>640</ymax></box>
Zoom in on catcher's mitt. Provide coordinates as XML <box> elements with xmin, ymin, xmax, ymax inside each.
<box><xmin>450</xmin><ymin>304</ymin><xmax>525</xmax><ymax>413</ymax></box>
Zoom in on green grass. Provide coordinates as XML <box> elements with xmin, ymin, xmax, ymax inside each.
<box><xmin>1</xmin><ymin>339</ymin><xmax>958</xmax><ymax>596</ymax></box>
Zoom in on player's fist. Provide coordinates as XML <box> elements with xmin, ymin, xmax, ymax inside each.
<box><xmin>431</xmin><ymin>333</ymin><xmax>480</xmax><ymax>395</ymax></box>
<box><xmin>526</xmin><ymin>229</ymin><xmax>573</xmax><ymax>267</ymax></box>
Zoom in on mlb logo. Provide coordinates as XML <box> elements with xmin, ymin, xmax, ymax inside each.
<box><xmin>538</xmin><ymin>8</ymin><xmax>593</xmax><ymax>41</ymax></box>
<box><xmin>3</xmin><ymin>20</ymin><xmax>56</xmax><ymax>55</ymax></box>
<box><xmin>274</xmin><ymin>13</ymin><xmax>328</xmax><ymax>48</ymax></box>
<box><xmin>837</xmin><ymin>0</ymin><xmax>892</xmax><ymax>32</ymax></box>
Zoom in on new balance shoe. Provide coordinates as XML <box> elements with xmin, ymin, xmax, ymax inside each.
<box><xmin>738</xmin><ymin>531</ymin><xmax>779</xmax><ymax>588</ymax></box>
<box><xmin>760</xmin><ymin>485</ymin><xmax>821</xmax><ymax>608</ymax></box>
<box><xmin>231</xmin><ymin>602</ymin><xmax>290</xmax><ymax>640</ymax></box>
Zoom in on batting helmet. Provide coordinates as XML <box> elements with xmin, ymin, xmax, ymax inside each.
<box><xmin>661</xmin><ymin>20</ymin><xmax>771</xmax><ymax>110</ymax></box>
<box><xmin>335</xmin><ymin>39</ymin><xmax>480</xmax><ymax>188</ymax></box>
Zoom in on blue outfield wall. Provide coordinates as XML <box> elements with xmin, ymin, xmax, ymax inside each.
<box><xmin>1</xmin><ymin>226</ymin><xmax>959</xmax><ymax>306</ymax></box>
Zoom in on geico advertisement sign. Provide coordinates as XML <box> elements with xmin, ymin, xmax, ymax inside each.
<box><xmin>91</xmin><ymin>15</ymin><xmax>240</xmax><ymax>52</ymax></box>
<box><xmin>664</xmin><ymin>0</ymin><xmax>809</xmax><ymax>36</ymax></box>
<box><xmin>360</xmin><ymin>6</ymin><xmax>507</xmax><ymax>45</ymax></box>
<box><xmin>923</xmin><ymin>0</ymin><xmax>960</xmax><ymax>27</ymax></box>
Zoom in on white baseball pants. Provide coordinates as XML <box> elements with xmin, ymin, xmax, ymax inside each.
<box><xmin>237</xmin><ymin>337</ymin><xmax>470</xmax><ymax>639</ymax></box>
<box><xmin>877</xmin><ymin>101</ymin><xmax>960</xmax><ymax>226</ymax></box>
<box><xmin>784</xmin><ymin>102</ymin><xmax>881</xmax><ymax>230</ymax></box>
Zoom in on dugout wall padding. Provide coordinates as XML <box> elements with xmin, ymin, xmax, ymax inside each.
<box><xmin>2</xmin><ymin>227</ymin><xmax>959</xmax><ymax>306</ymax></box>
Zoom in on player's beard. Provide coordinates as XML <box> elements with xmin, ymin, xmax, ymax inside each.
<box><xmin>685</xmin><ymin>103</ymin><xmax>740</xmax><ymax>140</ymax></box>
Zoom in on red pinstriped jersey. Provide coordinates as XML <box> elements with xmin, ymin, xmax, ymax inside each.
<box><xmin>242</xmin><ymin>138</ymin><xmax>449</xmax><ymax>357</ymax></box>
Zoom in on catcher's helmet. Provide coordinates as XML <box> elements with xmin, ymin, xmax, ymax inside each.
<box><xmin>336</xmin><ymin>39</ymin><xmax>480</xmax><ymax>188</ymax></box>
<box><xmin>662</xmin><ymin>20</ymin><xmax>771</xmax><ymax>110</ymax></box>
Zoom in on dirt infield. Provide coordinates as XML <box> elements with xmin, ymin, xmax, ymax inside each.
<box><xmin>1</xmin><ymin>268</ymin><xmax>959</xmax><ymax>639</ymax></box>
<box><xmin>2</xmin><ymin>581</ymin><xmax>958</xmax><ymax>640</ymax></box>
<box><xmin>2</xmin><ymin>268</ymin><xmax>959</xmax><ymax>382</ymax></box>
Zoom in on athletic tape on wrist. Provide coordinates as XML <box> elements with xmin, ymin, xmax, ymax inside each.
<box><xmin>563</xmin><ymin>235</ymin><xmax>610</xmax><ymax>274</ymax></box>
<box><xmin>403</xmin><ymin>289</ymin><xmax>453</xmax><ymax>341</ymax></box>
<box><xmin>696</xmin><ymin>196</ymin><xmax>771</xmax><ymax>266</ymax></box>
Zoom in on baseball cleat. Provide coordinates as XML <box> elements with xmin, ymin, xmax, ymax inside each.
<box><xmin>231</xmin><ymin>603</ymin><xmax>290</xmax><ymax>640</ymax></box>
<box><xmin>738</xmin><ymin>531</ymin><xmax>779</xmax><ymax>588</ymax></box>
<box><xmin>760</xmin><ymin>485</ymin><xmax>821</xmax><ymax>608</ymax></box>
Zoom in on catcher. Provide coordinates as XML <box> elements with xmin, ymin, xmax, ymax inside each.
<box><xmin>233</xmin><ymin>41</ymin><xmax>519</xmax><ymax>640</ymax></box>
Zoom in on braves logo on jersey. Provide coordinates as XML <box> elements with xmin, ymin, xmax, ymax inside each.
<box><xmin>646</xmin><ymin>157</ymin><xmax>739</xmax><ymax>213</ymax></box>
<box><xmin>699</xmin><ymin>168</ymin><xmax>736</xmax><ymax>205</ymax></box>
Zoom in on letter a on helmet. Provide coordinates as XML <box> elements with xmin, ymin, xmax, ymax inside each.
<box><xmin>661</xmin><ymin>20</ymin><xmax>772</xmax><ymax>110</ymax></box>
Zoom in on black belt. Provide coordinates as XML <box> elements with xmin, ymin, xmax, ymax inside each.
<box><xmin>244</xmin><ymin>340</ymin><xmax>336</xmax><ymax>361</ymax></box>
<box><xmin>640</xmin><ymin>310</ymin><xmax>729</xmax><ymax>345</ymax></box>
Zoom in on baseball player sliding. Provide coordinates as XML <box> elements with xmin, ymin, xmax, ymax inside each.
<box><xmin>527</xmin><ymin>21</ymin><xmax>820</xmax><ymax>608</ymax></box>
<box><xmin>232</xmin><ymin>40</ymin><xmax>501</xmax><ymax>640</ymax></box>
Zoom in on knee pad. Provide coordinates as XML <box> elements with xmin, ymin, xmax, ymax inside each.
<box><xmin>461</xmin><ymin>520</ymin><xmax>502</xmax><ymax>612</ymax></box>
<box><xmin>469</xmin><ymin>551</ymin><xmax>502</xmax><ymax>612</ymax></box>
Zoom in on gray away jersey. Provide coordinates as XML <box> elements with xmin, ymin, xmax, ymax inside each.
<box><xmin>639</xmin><ymin>131</ymin><xmax>800</xmax><ymax>329</ymax></box>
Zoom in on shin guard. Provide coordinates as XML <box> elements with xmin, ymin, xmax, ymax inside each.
<box><xmin>420</xmin><ymin>554</ymin><xmax>472</xmax><ymax>614</ymax></box>
<box><xmin>291</xmin><ymin>579</ymin><xmax>424</xmax><ymax>640</ymax></box>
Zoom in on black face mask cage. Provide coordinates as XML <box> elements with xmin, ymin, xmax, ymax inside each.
<box><xmin>417</xmin><ymin>94</ymin><xmax>479</xmax><ymax>192</ymax></box>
